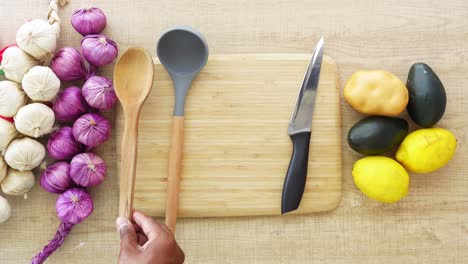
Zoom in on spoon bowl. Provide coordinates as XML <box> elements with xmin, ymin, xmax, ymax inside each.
<box><xmin>114</xmin><ymin>47</ymin><xmax>154</xmax><ymax>108</ymax></box>
<box><xmin>114</xmin><ymin>47</ymin><xmax>154</xmax><ymax>218</ymax></box>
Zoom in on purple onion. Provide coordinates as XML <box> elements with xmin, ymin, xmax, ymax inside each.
<box><xmin>40</xmin><ymin>162</ymin><xmax>73</xmax><ymax>194</ymax></box>
<box><xmin>82</xmin><ymin>76</ymin><xmax>117</xmax><ymax>111</ymax></box>
<box><xmin>50</xmin><ymin>47</ymin><xmax>89</xmax><ymax>81</ymax></box>
<box><xmin>70</xmin><ymin>153</ymin><xmax>106</xmax><ymax>187</ymax></box>
<box><xmin>81</xmin><ymin>35</ymin><xmax>118</xmax><ymax>67</ymax></box>
<box><xmin>53</xmin><ymin>86</ymin><xmax>89</xmax><ymax>122</ymax></box>
<box><xmin>72</xmin><ymin>113</ymin><xmax>111</xmax><ymax>149</ymax></box>
<box><xmin>32</xmin><ymin>188</ymin><xmax>93</xmax><ymax>264</ymax></box>
<box><xmin>47</xmin><ymin>127</ymin><xmax>82</xmax><ymax>160</ymax></box>
<box><xmin>71</xmin><ymin>8</ymin><xmax>107</xmax><ymax>36</ymax></box>
<box><xmin>56</xmin><ymin>188</ymin><xmax>94</xmax><ymax>224</ymax></box>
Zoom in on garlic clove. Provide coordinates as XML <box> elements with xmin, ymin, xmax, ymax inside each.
<box><xmin>0</xmin><ymin>156</ymin><xmax>7</xmax><ymax>183</ymax></box>
<box><xmin>0</xmin><ymin>195</ymin><xmax>12</xmax><ymax>224</ymax></box>
<box><xmin>0</xmin><ymin>118</ymin><xmax>17</xmax><ymax>153</ymax></box>
<box><xmin>1</xmin><ymin>168</ymin><xmax>35</xmax><ymax>197</ymax></box>
<box><xmin>0</xmin><ymin>46</ymin><xmax>39</xmax><ymax>83</ymax></box>
<box><xmin>14</xmin><ymin>103</ymin><xmax>55</xmax><ymax>138</ymax></box>
<box><xmin>16</xmin><ymin>19</ymin><xmax>58</xmax><ymax>60</ymax></box>
<box><xmin>0</xmin><ymin>80</ymin><xmax>28</xmax><ymax>117</ymax></box>
<box><xmin>22</xmin><ymin>66</ymin><xmax>61</xmax><ymax>102</ymax></box>
<box><xmin>4</xmin><ymin>137</ymin><xmax>46</xmax><ymax>171</ymax></box>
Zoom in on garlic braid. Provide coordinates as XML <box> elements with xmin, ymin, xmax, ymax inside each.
<box><xmin>48</xmin><ymin>0</ymin><xmax>69</xmax><ymax>37</ymax></box>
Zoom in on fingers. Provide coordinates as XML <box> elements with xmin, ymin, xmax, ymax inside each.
<box><xmin>137</xmin><ymin>232</ymin><xmax>148</xmax><ymax>246</ymax></box>
<box><xmin>175</xmin><ymin>246</ymin><xmax>186</xmax><ymax>264</ymax></box>
<box><xmin>116</xmin><ymin>217</ymin><xmax>138</xmax><ymax>251</ymax></box>
<box><xmin>125</xmin><ymin>211</ymin><xmax>185</xmax><ymax>263</ymax></box>
<box><xmin>132</xmin><ymin>223</ymin><xmax>141</xmax><ymax>233</ymax></box>
<box><xmin>132</xmin><ymin>210</ymin><xmax>168</xmax><ymax>241</ymax></box>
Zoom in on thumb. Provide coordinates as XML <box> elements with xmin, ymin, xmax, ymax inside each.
<box><xmin>116</xmin><ymin>217</ymin><xmax>138</xmax><ymax>250</ymax></box>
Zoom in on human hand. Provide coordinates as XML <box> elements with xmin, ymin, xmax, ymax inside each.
<box><xmin>116</xmin><ymin>210</ymin><xmax>185</xmax><ymax>264</ymax></box>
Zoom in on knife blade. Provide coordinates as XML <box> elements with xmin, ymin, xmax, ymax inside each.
<box><xmin>281</xmin><ymin>37</ymin><xmax>324</xmax><ymax>214</ymax></box>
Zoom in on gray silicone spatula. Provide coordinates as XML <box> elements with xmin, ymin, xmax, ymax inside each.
<box><xmin>157</xmin><ymin>26</ymin><xmax>209</xmax><ymax>233</ymax></box>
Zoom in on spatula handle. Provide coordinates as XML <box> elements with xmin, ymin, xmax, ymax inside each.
<box><xmin>119</xmin><ymin>110</ymin><xmax>140</xmax><ymax>218</ymax></box>
<box><xmin>165</xmin><ymin>116</ymin><xmax>185</xmax><ymax>233</ymax></box>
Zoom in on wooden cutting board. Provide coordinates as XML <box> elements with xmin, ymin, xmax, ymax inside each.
<box><xmin>116</xmin><ymin>54</ymin><xmax>342</xmax><ymax>217</ymax></box>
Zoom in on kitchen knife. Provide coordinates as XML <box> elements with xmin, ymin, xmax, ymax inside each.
<box><xmin>281</xmin><ymin>37</ymin><xmax>324</xmax><ymax>214</ymax></box>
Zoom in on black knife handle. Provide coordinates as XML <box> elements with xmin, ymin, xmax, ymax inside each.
<box><xmin>281</xmin><ymin>131</ymin><xmax>311</xmax><ymax>214</ymax></box>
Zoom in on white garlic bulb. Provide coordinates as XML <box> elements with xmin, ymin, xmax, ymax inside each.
<box><xmin>0</xmin><ymin>118</ymin><xmax>17</xmax><ymax>154</ymax></box>
<box><xmin>22</xmin><ymin>66</ymin><xmax>60</xmax><ymax>101</ymax></box>
<box><xmin>0</xmin><ymin>156</ymin><xmax>7</xmax><ymax>183</ymax></box>
<box><xmin>4</xmin><ymin>137</ymin><xmax>45</xmax><ymax>171</ymax></box>
<box><xmin>16</xmin><ymin>19</ymin><xmax>57</xmax><ymax>60</ymax></box>
<box><xmin>0</xmin><ymin>195</ymin><xmax>12</xmax><ymax>224</ymax></box>
<box><xmin>0</xmin><ymin>80</ymin><xmax>27</xmax><ymax>117</ymax></box>
<box><xmin>0</xmin><ymin>46</ymin><xmax>39</xmax><ymax>83</ymax></box>
<box><xmin>1</xmin><ymin>168</ymin><xmax>35</xmax><ymax>197</ymax></box>
<box><xmin>14</xmin><ymin>103</ymin><xmax>55</xmax><ymax>138</ymax></box>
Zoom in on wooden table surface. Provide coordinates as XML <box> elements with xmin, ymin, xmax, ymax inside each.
<box><xmin>1</xmin><ymin>1</ymin><xmax>467</xmax><ymax>263</ymax></box>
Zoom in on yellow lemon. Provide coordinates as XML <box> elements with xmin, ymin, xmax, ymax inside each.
<box><xmin>353</xmin><ymin>156</ymin><xmax>409</xmax><ymax>203</ymax></box>
<box><xmin>396</xmin><ymin>128</ymin><xmax>456</xmax><ymax>173</ymax></box>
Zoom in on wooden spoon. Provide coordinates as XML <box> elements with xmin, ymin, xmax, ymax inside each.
<box><xmin>114</xmin><ymin>47</ymin><xmax>154</xmax><ymax>218</ymax></box>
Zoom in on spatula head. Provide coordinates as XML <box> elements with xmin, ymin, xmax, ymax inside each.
<box><xmin>156</xmin><ymin>26</ymin><xmax>209</xmax><ymax>116</ymax></box>
<box><xmin>157</xmin><ymin>26</ymin><xmax>209</xmax><ymax>76</ymax></box>
<box><xmin>114</xmin><ymin>47</ymin><xmax>154</xmax><ymax>108</ymax></box>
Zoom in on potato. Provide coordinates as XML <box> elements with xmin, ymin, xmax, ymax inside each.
<box><xmin>396</xmin><ymin>128</ymin><xmax>456</xmax><ymax>173</ymax></box>
<box><xmin>344</xmin><ymin>70</ymin><xmax>408</xmax><ymax>116</ymax></box>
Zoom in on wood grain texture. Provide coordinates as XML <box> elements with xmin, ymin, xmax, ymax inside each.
<box><xmin>115</xmin><ymin>54</ymin><xmax>342</xmax><ymax>218</ymax></box>
<box><xmin>166</xmin><ymin>116</ymin><xmax>185</xmax><ymax>233</ymax></box>
<box><xmin>117</xmin><ymin>106</ymin><xmax>140</xmax><ymax>219</ymax></box>
<box><xmin>1</xmin><ymin>0</ymin><xmax>467</xmax><ymax>264</ymax></box>
<box><xmin>114</xmin><ymin>47</ymin><xmax>155</xmax><ymax>218</ymax></box>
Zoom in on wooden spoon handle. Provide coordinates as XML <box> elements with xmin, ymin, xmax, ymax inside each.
<box><xmin>165</xmin><ymin>116</ymin><xmax>185</xmax><ymax>233</ymax></box>
<box><xmin>118</xmin><ymin>110</ymin><xmax>140</xmax><ymax>218</ymax></box>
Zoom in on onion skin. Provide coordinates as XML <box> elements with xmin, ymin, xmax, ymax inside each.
<box><xmin>32</xmin><ymin>188</ymin><xmax>93</xmax><ymax>264</ymax></box>
<box><xmin>53</xmin><ymin>86</ymin><xmax>89</xmax><ymax>122</ymax></box>
<box><xmin>72</xmin><ymin>113</ymin><xmax>111</xmax><ymax>149</ymax></box>
<box><xmin>81</xmin><ymin>34</ymin><xmax>118</xmax><ymax>67</ymax></box>
<box><xmin>50</xmin><ymin>47</ymin><xmax>89</xmax><ymax>81</ymax></box>
<box><xmin>82</xmin><ymin>76</ymin><xmax>117</xmax><ymax>111</ymax></box>
<box><xmin>70</xmin><ymin>152</ymin><xmax>106</xmax><ymax>187</ymax></box>
<box><xmin>47</xmin><ymin>126</ymin><xmax>82</xmax><ymax>160</ymax></box>
<box><xmin>40</xmin><ymin>162</ymin><xmax>73</xmax><ymax>194</ymax></box>
<box><xmin>71</xmin><ymin>8</ymin><xmax>107</xmax><ymax>36</ymax></box>
<box><xmin>56</xmin><ymin>188</ymin><xmax>94</xmax><ymax>224</ymax></box>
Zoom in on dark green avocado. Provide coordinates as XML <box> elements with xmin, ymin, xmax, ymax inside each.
<box><xmin>406</xmin><ymin>63</ymin><xmax>446</xmax><ymax>127</ymax></box>
<box><xmin>347</xmin><ymin>116</ymin><xmax>409</xmax><ymax>155</ymax></box>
